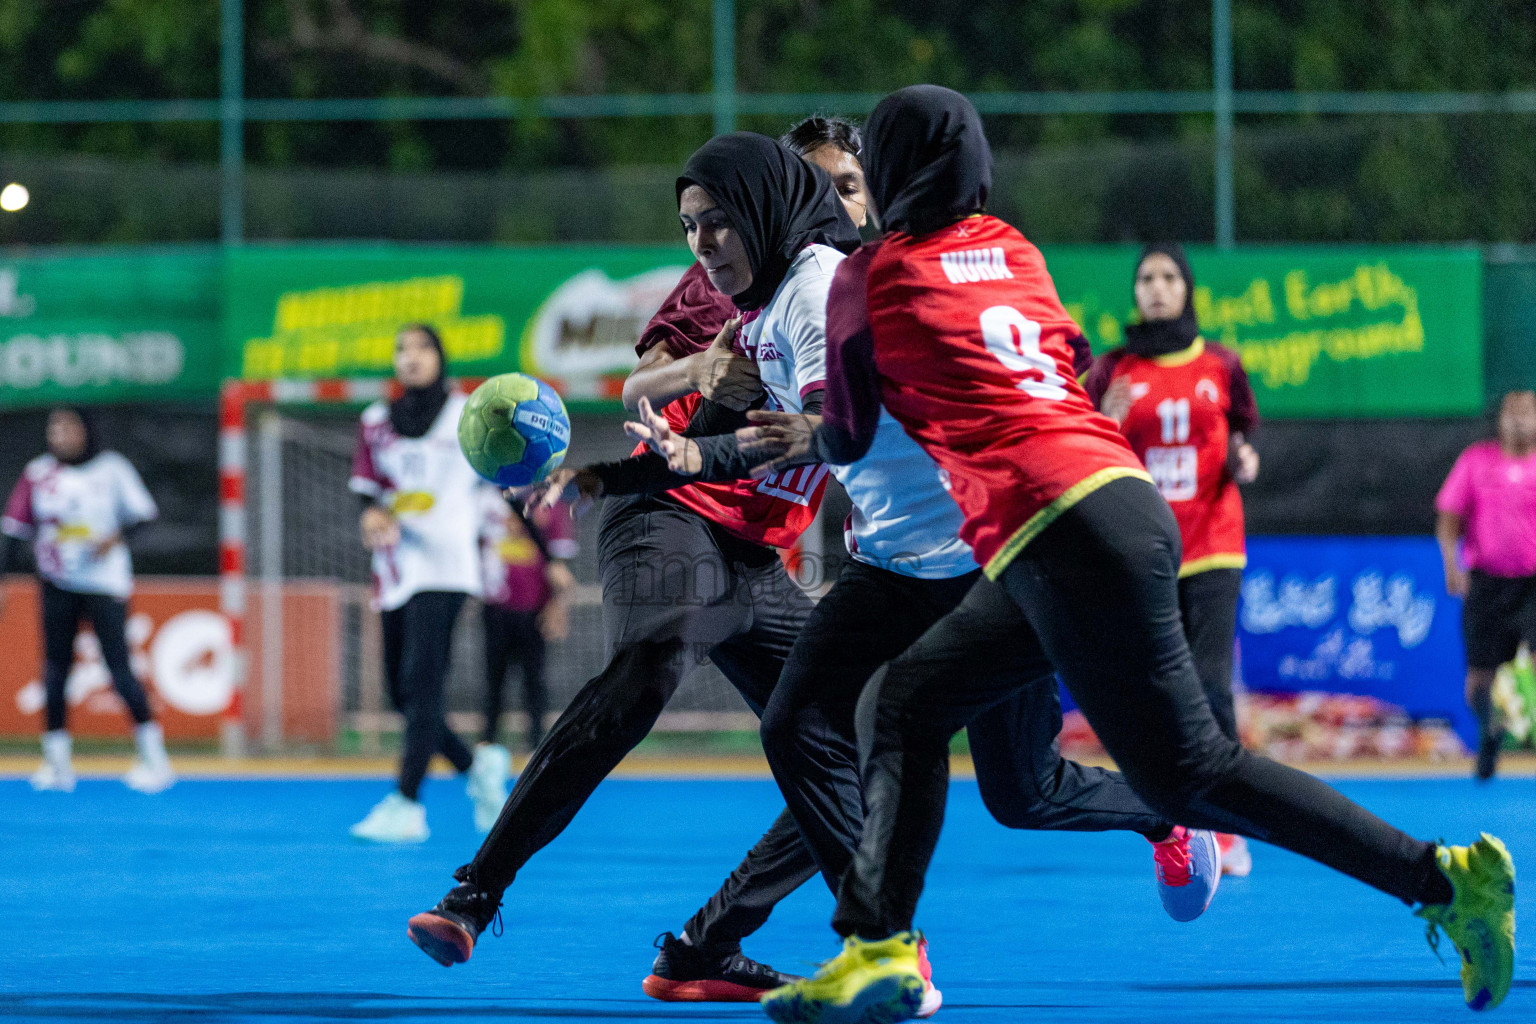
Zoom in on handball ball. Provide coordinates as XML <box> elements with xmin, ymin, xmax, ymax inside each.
<box><xmin>458</xmin><ymin>373</ymin><xmax>571</xmax><ymax>488</ymax></box>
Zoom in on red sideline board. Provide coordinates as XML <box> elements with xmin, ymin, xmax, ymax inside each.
<box><xmin>0</xmin><ymin>578</ymin><xmax>338</xmax><ymax>743</ymax></box>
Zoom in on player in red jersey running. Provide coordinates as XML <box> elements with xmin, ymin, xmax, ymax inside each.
<box><xmin>1084</xmin><ymin>243</ymin><xmax>1260</xmax><ymax>877</ymax></box>
<box><xmin>758</xmin><ymin>86</ymin><xmax>1513</xmax><ymax>1023</ymax></box>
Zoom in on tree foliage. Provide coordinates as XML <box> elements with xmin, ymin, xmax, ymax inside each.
<box><xmin>0</xmin><ymin>0</ymin><xmax>1533</xmax><ymax>241</ymax></box>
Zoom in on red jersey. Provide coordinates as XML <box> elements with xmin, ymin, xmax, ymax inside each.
<box><xmin>821</xmin><ymin>216</ymin><xmax>1147</xmax><ymax>577</ymax></box>
<box><xmin>633</xmin><ymin>262</ymin><xmax>825</xmax><ymax>549</ymax></box>
<box><xmin>1084</xmin><ymin>340</ymin><xmax>1258</xmax><ymax>576</ymax></box>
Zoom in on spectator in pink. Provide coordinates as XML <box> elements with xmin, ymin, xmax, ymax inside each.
<box><xmin>1436</xmin><ymin>388</ymin><xmax>1536</xmax><ymax>780</ymax></box>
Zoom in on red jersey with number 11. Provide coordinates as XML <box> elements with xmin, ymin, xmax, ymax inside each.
<box><xmin>1084</xmin><ymin>340</ymin><xmax>1258</xmax><ymax>576</ymax></box>
<box><xmin>827</xmin><ymin>216</ymin><xmax>1147</xmax><ymax>577</ymax></box>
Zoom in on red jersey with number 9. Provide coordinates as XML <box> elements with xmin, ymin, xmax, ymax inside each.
<box><xmin>1084</xmin><ymin>340</ymin><xmax>1258</xmax><ymax>576</ymax></box>
<box><xmin>853</xmin><ymin>216</ymin><xmax>1147</xmax><ymax>577</ymax></box>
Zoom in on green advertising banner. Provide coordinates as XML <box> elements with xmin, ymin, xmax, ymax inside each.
<box><xmin>222</xmin><ymin>246</ymin><xmax>697</xmax><ymax>406</ymax></box>
<box><xmin>0</xmin><ymin>242</ymin><xmax>1482</xmax><ymax>418</ymax></box>
<box><xmin>224</xmin><ymin>243</ymin><xmax>1485</xmax><ymax>419</ymax></box>
<box><xmin>1048</xmin><ymin>246</ymin><xmax>1484</xmax><ymax>418</ymax></box>
<box><xmin>0</xmin><ymin>248</ymin><xmax>222</xmax><ymax>409</ymax></box>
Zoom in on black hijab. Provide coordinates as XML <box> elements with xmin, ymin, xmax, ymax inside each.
<box><xmin>1123</xmin><ymin>242</ymin><xmax>1200</xmax><ymax>358</ymax></box>
<box><xmin>678</xmin><ymin>132</ymin><xmax>861</xmax><ymax>312</ymax></box>
<box><xmin>52</xmin><ymin>406</ymin><xmax>100</xmax><ymax>466</ymax></box>
<box><xmin>389</xmin><ymin>324</ymin><xmax>450</xmax><ymax>439</ymax></box>
<box><xmin>865</xmin><ymin>85</ymin><xmax>991</xmax><ymax>238</ymax></box>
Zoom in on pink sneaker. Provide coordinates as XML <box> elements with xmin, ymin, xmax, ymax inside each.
<box><xmin>1149</xmin><ymin>826</ymin><xmax>1221</xmax><ymax>922</ymax></box>
<box><xmin>915</xmin><ymin>935</ymin><xmax>943</xmax><ymax>1018</ymax></box>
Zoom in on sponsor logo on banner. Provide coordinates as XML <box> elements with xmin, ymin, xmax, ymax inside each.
<box><xmin>0</xmin><ymin>332</ymin><xmax>186</xmax><ymax>390</ymax></box>
<box><xmin>241</xmin><ymin>275</ymin><xmax>506</xmax><ymax>379</ymax></box>
<box><xmin>520</xmin><ymin>266</ymin><xmax>688</xmax><ymax>393</ymax></box>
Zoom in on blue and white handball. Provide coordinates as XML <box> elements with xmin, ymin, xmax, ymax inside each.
<box><xmin>458</xmin><ymin>372</ymin><xmax>571</xmax><ymax>488</ymax></box>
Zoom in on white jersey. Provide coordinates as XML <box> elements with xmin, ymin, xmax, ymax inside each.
<box><xmin>742</xmin><ymin>244</ymin><xmax>977</xmax><ymax>580</ymax></box>
<box><xmin>349</xmin><ymin>393</ymin><xmax>483</xmax><ymax>611</ymax></box>
<box><xmin>840</xmin><ymin>413</ymin><xmax>977</xmax><ymax>579</ymax></box>
<box><xmin>2</xmin><ymin>451</ymin><xmax>158</xmax><ymax>599</ymax></box>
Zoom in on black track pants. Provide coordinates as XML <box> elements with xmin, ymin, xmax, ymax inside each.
<box><xmin>41</xmin><ymin>580</ymin><xmax>153</xmax><ymax>732</ymax></box>
<box><xmin>482</xmin><ymin>604</ymin><xmax>548</xmax><ymax>748</ymax></box>
<box><xmin>833</xmin><ymin>476</ymin><xmax>1447</xmax><ymax>940</ymax></box>
<box><xmin>465</xmin><ymin>497</ymin><xmax>826</xmax><ymax>951</ymax></box>
<box><xmin>1178</xmin><ymin>567</ymin><xmax>1242</xmax><ymax>743</ymax></box>
<box><xmin>757</xmin><ymin>559</ymin><xmax>1166</xmax><ymax>893</ymax></box>
<box><xmin>383</xmin><ymin>590</ymin><xmax>473</xmax><ymax>801</ymax></box>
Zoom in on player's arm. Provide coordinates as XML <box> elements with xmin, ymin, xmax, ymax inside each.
<box><xmin>1436</xmin><ymin>510</ymin><xmax>1468</xmax><ymax>598</ymax></box>
<box><xmin>1226</xmin><ymin>351</ymin><xmax>1261</xmax><ymax>483</ymax></box>
<box><xmin>0</xmin><ymin>473</ymin><xmax>35</xmax><ymax>615</ymax></box>
<box><xmin>1434</xmin><ymin>449</ymin><xmax>1474</xmax><ymax>598</ymax></box>
<box><xmin>626</xmin><ymin>393</ymin><xmax>822</xmax><ymax>481</ymax></box>
<box><xmin>348</xmin><ymin>421</ymin><xmax>400</xmax><ymax>548</ymax></box>
<box><xmin>622</xmin><ymin>323</ymin><xmax>762</xmax><ymax>413</ymax></box>
<box><xmin>522</xmin><ymin>414</ymin><xmax>784</xmax><ymax>516</ymax></box>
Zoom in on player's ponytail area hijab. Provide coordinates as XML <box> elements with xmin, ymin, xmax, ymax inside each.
<box><xmin>863</xmin><ymin>83</ymin><xmax>990</xmax><ymax>238</ymax></box>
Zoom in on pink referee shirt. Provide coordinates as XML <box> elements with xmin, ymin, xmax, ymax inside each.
<box><xmin>1437</xmin><ymin>439</ymin><xmax>1536</xmax><ymax>577</ymax></box>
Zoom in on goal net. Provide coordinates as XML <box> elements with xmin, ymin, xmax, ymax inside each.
<box><xmin>219</xmin><ymin>379</ymin><xmax>766</xmax><ymax>756</ymax></box>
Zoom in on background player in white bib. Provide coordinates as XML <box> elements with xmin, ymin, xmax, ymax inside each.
<box><xmin>348</xmin><ymin>324</ymin><xmax>504</xmax><ymax>843</ymax></box>
<box><xmin>0</xmin><ymin>407</ymin><xmax>173</xmax><ymax>793</ymax></box>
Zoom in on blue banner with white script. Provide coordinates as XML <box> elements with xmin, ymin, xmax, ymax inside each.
<box><xmin>1238</xmin><ymin>535</ymin><xmax>1474</xmax><ymax>745</ymax></box>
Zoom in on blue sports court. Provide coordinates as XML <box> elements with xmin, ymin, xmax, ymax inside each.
<box><xmin>1</xmin><ymin>771</ymin><xmax>1530</xmax><ymax>1023</ymax></box>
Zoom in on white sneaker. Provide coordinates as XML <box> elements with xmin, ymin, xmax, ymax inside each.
<box><xmin>123</xmin><ymin>759</ymin><xmax>176</xmax><ymax>794</ymax></box>
<box><xmin>350</xmin><ymin>792</ymin><xmax>429</xmax><ymax>843</ymax></box>
<box><xmin>29</xmin><ymin>760</ymin><xmax>76</xmax><ymax>792</ymax></box>
<box><xmin>467</xmin><ymin>744</ymin><xmax>511</xmax><ymax>833</ymax></box>
<box><xmin>1220</xmin><ymin>833</ymin><xmax>1253</xmax><ymax>877</ymax></box>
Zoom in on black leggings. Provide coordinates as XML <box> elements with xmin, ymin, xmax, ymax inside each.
<box><xmin>834</xmin><ymin>476</ymin><xmax>1448</xmax><ymax>939</ymax></box>
<box><xmin>383</xmin><ymin>591</ymin><xmax>473</xmax><ymax>801</ymax></box>
<box><xmin>1179</xmin><ymin>567</ymin><xmax>1242</xmax><ymax>743</ymax></box>
<box><xmin>41</xmin><ymin>580</ymin><xmax>153</xmax><ymax>732</ymax></box>
<box><xmin>482</xmin><ymin>604</ymin><xmax>547</xmax><ymax>748</ymax></box>
<box><xmin>758</xmin><ymin>560</ymin><xmax>1165</xmax><ymax>891</ymax></box>
<box><xmin>465</xmin><ymin>496</ymin><xmax>822</xmax><ymax>953</ymax></box>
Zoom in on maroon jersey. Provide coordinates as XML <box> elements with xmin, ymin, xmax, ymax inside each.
<box><xmin>1084</xmin><ymin>340</ymin><xmax>1258</xmax><ymax>576</ymax></box>
<box><xmin>633</xmin><ymin>262</ymin><xmax>824</xmax><ymax>549</ymax></box>
<box><xmin>822</xmin><ymin>216</ymin><xmax>1147</xmax><ymax>577</ymax></box>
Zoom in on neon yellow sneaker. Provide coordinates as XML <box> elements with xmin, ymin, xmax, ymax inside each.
<box><xmin>1415</xmin><ymin>833</ymin><xmax>1516</xmax><ymax>1011</ymax></box>
<box><xmin>761</xmin><ymin>931</ymin><xmax>927</xmax><ymax>1024</ymax></box>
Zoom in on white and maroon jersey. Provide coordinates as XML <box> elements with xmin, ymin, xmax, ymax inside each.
<box><xmin>634</xmin><ymin>261</ymin><xmax>827</xmax><ymax>549</ymax></box>
<box><xmin>349</xmin><ymin>393</ymin><xmax>483</xmax><ymax>611</ymax></box>
<box><xmin>644</xmin><ymin>248</ymin><xmax>834</xmax><ymax>546</ymax></box>
<box><xmin>2</xmin><ymin>451</ymin><xmax>158</xmax><ymax>599</ymax></box>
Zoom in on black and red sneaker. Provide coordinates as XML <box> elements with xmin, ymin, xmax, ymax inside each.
<box><xmin>407</xmin><ymin>868</ymin><xmax>503</xmax><ymax>967</ymax></box>
<box><xmin>641</xmin><ymin>932</ymin><xmax>802</xmax><ymax>1002</ymax></box>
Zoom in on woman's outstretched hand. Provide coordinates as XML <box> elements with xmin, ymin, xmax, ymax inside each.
<box><xmin>513</xmin><ymin>467</ymin><xmax>604</xmax><ymax>518</ymax></box>
<box><xmin>737</xmin><ymin>410</ymin><xmax>822</xmax><ymax>479</ymax></box>
<box><xmin>623</xmin><ymin>397</ymin><xmax>702</xmax><ymax>476</ymax></box>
